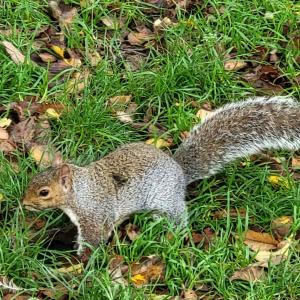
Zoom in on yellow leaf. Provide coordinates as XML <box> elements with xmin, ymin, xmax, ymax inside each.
<box><xmin>56</xmin><ymin>263</ymin><xmax>83</xmax><ymax>274</ymax></box>
<box><xmin>268</xmin><ymin>175</ymin><xmax>290</xmax><ymax>189</ymax></box>
<box><xmin>51</xmin><ymin>45</ymin><xmax>65</xmax><ymax>59</ymax></box>
<box><xmin>196</xmin><ymin>108</ymin><xmax>214</xmax><ymax>122</ymax></box>
<box><xmin>29</xmin><ymin>144</ymin><xmax>53</xmax><ymax>167</ymax></box>
<box><xmin>0</xmin><ymin>117</ymin><xmax>12</xmax><ymax>128</ymax></box>
<box><xmin>131</xmin><ymin>274</ymin><xmax>146</xmax><ymax>285</ymax></box>
<box><xmin>45</xmin><ymin>108</ymin><xmax>61</xmax><ymax>119</ymax></box>
<box><xmin>0</xmin><ymin>194</ymin><xmax>3</xmax><ymax>201</ymax></box>
<box><xmin>145</xmin><ymin>138</ymin><xmax>172</xmax><ymax>149</ymax></box>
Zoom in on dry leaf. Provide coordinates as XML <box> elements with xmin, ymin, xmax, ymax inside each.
<box><xmin>39</xmin><ymin>284</ymin><xmax>69</xmax><ymax>300</ymax></box>
<box><xmin>224</xmin><ymin>60</ymin><xmax>247</xmax><ymax>71</ymax></box>
<box><xmin>196</xmin><ymin>108</ymin><xmax>214</xmax><ymax>122</ymax></box>
<box><xmin>29</xmin><ymin>144</ymin><xmax>59</xmax><ymax>168</ymax></box>
<box><xmin>125</xmin><ymin>223</ymin><xmax>141</xmax><ymax>241</ymax></box>
<box><xmin>128</xmin><ymin>31</ymin><xmax>155</xmax><ymax>46</ymax></box>
<box><xmin>10</xmin><ymin>117</ymin><xmax>36</xmax><ymax>146</ymax></box>
<box><xmin>243</xmin><ymin>230</ymin><xmax>278</xmax><ymax>251</ymax></box>
<box><xmin>108</xmin><ymin>95</ymin><xmax>132</xmax><ymax>108</ymax></box>
<box><xmin>230</xmin><ymin>266</ymin><xmax>265</xmax><ymax>282</ymax></box>
<box><xmin>145</xmin><ymin>138</ymin><xmax>173</xmax><ymax>149</ymax></box>
<box><xmin>213</xmin><ymin>208</ymin><xmax>247</xmax><ymax>219</ymax></box>
<box><xmin>101</xmin><ymin>16</ymin><xmax>124</xmax><ymax>29</ymax></box>
<box><xmin>153</xmin><ymin>17</ymin><xmax>175</xmax><ymax>32</ymax></box>
<box><xmin>190</xmin><ymin>227</ymin><xmax>215</xmax><ymax>250</ymax></box>
<box><xmin>292</xmin><ymin>156</ymin><xmax>300</xmax><ymax>170</ymax></box>
<box><xmin>271</xmin><ymin>216</ymin><xmax>293</xmax><ymax>239</ymax></box>
<box><xmin>253</xmin><ymin>238</ymin><xmax>291</xmax><ymax>267</ymax></box>
<box><xmin>0</xmin><ymin>128</ymin><xmax>9</xmax><ymax>140</ymax></box>
<box><xmin>38</xmin><ymin>52</ymin><xmax>57</xmax><ymax>63</ymax></box>
<box><xmin>56</xmin><ymin>263</ymin><xmax>83</xmax><ymax>274</ymax></box>
<box><xmin>0</xmin><ymin>140</ymin><xmax>16</xmax><ymax>153</ymax></box>
<box><xmin>181</xmin><ymin>289</ymin><xmax>197</xmax><ymax>300</ymax></box>
<box><xmin>49</xmin><ymin>1</ymin><xmax>77</xmax><ymax>29</ymax></box>
<box><xmin>1</xmin><ymin>41</ymin><xmax>25</xmax><ymax>64</ymax></box>
<box><xmin>0</xmin><ymin>117</ymin><xmax>12</xmax><ymax>128</ymax></box>
<box><xmin>86</xmin><ymin>50</ymin><xmax>102</xmax><ymax>67</ymax></box>
<box><xmin>130</xmin><ymin>255</ymin><xmax>165</xmax><ymax>287</ymax></box>
<box><xmin>108</xmin><ymin>255</ymin><xmax>128</xmax><ymax>285</ymax></box>
<box><xmin>116</xmin><ymin>111</ymin><xmax>134</xmax><ymax>124</ymax></box>
<box><xmin>0</xmin><ymin>276</ymin><xmax>23</xmax><ymax>293</ymax></box>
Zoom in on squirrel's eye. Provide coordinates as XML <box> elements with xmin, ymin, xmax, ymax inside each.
<box><xmin>39</xmin><ymin>189</ymin><xmax>49</xmax><ymax>197</ymax></box>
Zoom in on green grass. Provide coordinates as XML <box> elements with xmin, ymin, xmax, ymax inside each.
<box><xmin>1</xmin><ymin>0</ymin><xmax>300</xmax><ymax>299</ymax></box>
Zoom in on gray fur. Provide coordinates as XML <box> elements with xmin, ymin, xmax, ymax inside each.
<box><xmin>23</xmin><ymin>96</ymin><xmax>300</xmax><ymax>254</ymax></box>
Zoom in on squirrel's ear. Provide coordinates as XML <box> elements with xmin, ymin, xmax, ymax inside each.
<box><xmin>58</xmin><ymin>164</ymin><xmax>72</xmax><ymax>192</ymax></box>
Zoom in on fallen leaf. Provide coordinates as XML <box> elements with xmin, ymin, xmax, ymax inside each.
<box><xmin>181</xmin><ymin>289</ymin><xmax>197</xmax><ymax>300</ymax></box>
<box><xmin>1</xmin><ymin>41</ymin><xmax>25</xmax><ymax>64</ymax></box>
<box><xmin>230</xmin><ymin>266</ymin><xmax>265</xmax><ymax>282</ymax></box>
<box><xmin>10</xmin><ymin>117</ymin><xmax>36</xmax><ymax>146</ymax></box>
<box><xmin>39</xmin><ymin>284</ymin><xmax>68</xmax><ymax>299</ymax></box>
<box><xmin>56</xmin><ymin>263</ymin><xmax>83</xmax><ymax>274</ymax></box>
<box><xmin>145</xmin><ymin>138</ymin><xmax>173</xmax><ymax>149</ymax></box>
<box><xmin>2</xmin><ymin>295</ymin><xmax>32</xmax><ymax>300</ymax></box>
<box><xmin>130</xmin><ymin>255</ymin><xmax>165</xmax><ymax>287</ymax></box>
<box><xmin>0</xmin><ymin>128</ymin><xmax>9</xmax><ymax>140</ymax></box>
<box><xmin>196</xmin><ymin>108</ymin><xmax>214</xmax><ymax>122</ymax></box>
<box><xmin>125</xmin><ymin>223</ymin><xmax>141</xmax><ymax>241</ymax></box>
<box><xmin>0</xmin><ymin>276</ymin><xmax>23</xmax><ymax>293</ymax></box>
<box><xmin>128</xmin><ymin>30</ymin><xmax>156</xmax><ymax>46</ymax></box>
<box><xmin>153</xmin><ymin>17</ymin><xmax>175</xmax><ymax>32</ymax></box>
<box><xmin>45</xmin><ymin>108</ymin><xmax>61</xmax><ymax>119</ymax></box>
<box><xmin>51</xmin><ymin>44</ymin><xmax>65</xmax><ymax>59</ymax></box>
<box><xmin>29</xmin><ymin>144</ymin><xmax>59</xmax><ymax>168</ymax></box>
<box><xmin>49</xmin><ymin>0</ymin><xmax>77</xmax><ymax>29</ymax></box>
<box><xmin>108</xmin><ymin>95</ymin><xmax>132</xmax><ymax>108</ymax></box>
<box><xmin>0</xmin><ymin>140</ymin><xmax>16</xmax><ymax>153</ymax></box>
<box><xmin>25</xmin><ymin>216</ymin><xmax>46</xmax><ymax>230</ymax></box>
<box><xmin>116</xmin><ymin>111</ymin><xmax>134</xmax><ymax>124</ymax></box>
<box><xmin>0</xmin><ymin>117</ymin><xmax>12</xmax><ymax>128</ymax></box>
<box><xmin>213</xmin><ymin>208</ymin><xmax>247</xmax><ymax>219</ymax></box>
<box><xmin>271</xmin><ymin>216</ymin><xmax>293</xmax><ymax>240</ymax></box>
<box><xmin>292</xmin><ymin>156</ymin><xmax>300</xmax><ymax>170</ymax></box>
<box><xmin>86</xmin><ymin>50</ymin><xmax>102</xmax><ymax>67</ymax></box>
<box><xmin>243</xmin><ymin>230</ymin><xmax>278</xmax><ymax>251</ymax></box>
<box><xmin>38</xmin><ymin>52</ymin><xmax>57</xmax><ymax>63</ymax></box>
<box><xmin>101</xmin><ymin>16</ymin><xmax>124</xmax><ymax>29</ymax></box>
<box><xmin>268</xmin><ymin>175</ymin><xmax>291</xmax><ymax>189</ymax></box>
<box><xmin>190</xmin><ymin>227</ymin><xmax>215</xmax><ymax>250</ymax></box>
<box><xmin>108</xmin><ymin>255</ymin><xmax>128</xmax><ymax>285</ymax></box>
<box><xmin>253</xmin><ymin>238</ymin><xmax>291</xmax><ymax>267</ymax></box>
<box><xmin>224</xmin><ymin>59</ymin><xmax>247</xmax><ymax>71</ymax></box>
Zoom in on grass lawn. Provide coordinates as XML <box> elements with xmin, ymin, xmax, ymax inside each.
<box><xmin>1</xmin><ymin>0</ymin><xmax>300</xmax><ymax>299</ymax></box>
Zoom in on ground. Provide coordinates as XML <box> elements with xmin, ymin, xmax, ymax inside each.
<box><xmin>0</xmin><ymin>0</ymin><xmax>300</xmax><ymax>299</ymax></box>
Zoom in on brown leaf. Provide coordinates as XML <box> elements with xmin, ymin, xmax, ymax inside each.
<box><xmin>3</xmin><ymin>295</ymin><xmax>32</xmax><ymax>300</ymax></box>
<box><xmin>224</xmin><ymin>60</ymin><xmax>247</xmax><ymax>71</ymax></box>
<box><xmin>292</xmin><ymin>156</ymin><xmax>300</xmax><ymax>170</ymax></box>
<box><xmin>128</xmin><ymin>30</ymin><xmax>156</xmax><ymax>46</ymax></box>
<box><xmin>38</xmin><ymin>52</ymin><xmax>57</xmax><ymax>63</ymax></box>
<box><xmin>125</xmin><ymin>223</ymin><xmax>141</xmax><ymax>241</ymax></box>
<box><xmin>116</xmin><ymin>111</ymin><xmax>134</xmax><ymax>124</ymax></box>
<box><xmin>10</xmin><ymin>117</ymin><xmax>36</xmax><ymax>146</ymax></box>
<box><xmin>181</xmin><ymin>289</ymin><xmax>197</xmax><ymax>300</ymax></box>
<box><xmin>101</xmin><ymin>16</ymin><xmax>124</xmax><ymax>29</ymax></box>
<box><xmin>39</xmin><ymin>284</ymin><xmax>68</xmax><ymax>299</ymax></box>
<box><xmin>190</xmin><ymin>227</ymin><xmax>215</xmax><ymax>250</ymax></box>
<box><xmin>29</xmin><ymin>144</ymin><xmax>61</xmax><ymax>168</ymax></box>
<box><xmin>108</xmin><ymin>95</ymin><xmax>132</xmax><ymax>108</ymax></box>
<box><xmin>196</xmin><ymin>108</ymin><xmax>214</xmax><ymax>122</ymax></box>
<box><xmin>0</xmin><ymin>128</ymin><xmax>9</xmax><ymax>140</ymax></box>
<box><xmin>108</xmin><ymin>255</ymin><xmax>128</xmax><ymax>285</ymax></box>
<box><xmin>213</xmin><ymin>208</ymin><xmax>247</xmax><ymax>219</ymax></box>
<box><xmin>25</xmin><ymin>216</ymin><xmax>46</xmax><ymax>230</ymax></box>
<box><xmin>230</xmin><ymin>266</ymin><xmax>265</xmax><ymax>282</ymax></box>
<box><xmin>243</xmin><ymin>230</ymin><xmax>278</xmax><ymax>251</ymax></box>
<box><xmin>130</xmin><ymin>255</ymin><xmax>165</xmax><ymax>287</ymax></box>
<box><xmin>49</xmin><ymin>1</ymin><xmax>77</xmax><ymax>29</ymax></box>
<box><xmin>271</xmin><ymin>216</ymin><xmax>293</xmax><ymax>240</ymax></box>
<box><xmin>86</xmin><ymin>50</ymin><xmax>102</xmax><ymax>67</ymax></box>
<box><xmin>1</xmin><ymin>41</ymin><xmax>25</xmax><ymax>64</ymax></box>
<box><xmin>0</xmin><ymin>140</ymin><xmax>16</xmax><ymax>153</ymax></box>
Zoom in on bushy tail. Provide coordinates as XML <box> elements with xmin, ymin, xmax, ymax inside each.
<box><xmin>173</xmin><ymin>96</ymin><xmax>300</xmax><ymax>184</ymax></box>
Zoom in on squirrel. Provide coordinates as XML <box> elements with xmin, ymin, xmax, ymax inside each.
<box><xmin>22</xmin><ymin>96</ymin><xmax>300</xmax><ymax>255</ymax></box>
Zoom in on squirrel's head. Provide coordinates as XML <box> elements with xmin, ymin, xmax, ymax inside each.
<box><xmin>22</xmin><ymin>164</ymin><xmax>72</xmax><ymax>211</ymax></box>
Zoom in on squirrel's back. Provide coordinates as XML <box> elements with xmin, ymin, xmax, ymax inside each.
<box><xmin>174</xmin><ymin>96</ymin><xmax>300</xmax><ymax>183</ymax></box>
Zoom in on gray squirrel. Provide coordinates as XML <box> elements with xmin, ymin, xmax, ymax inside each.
<box><xmin>22</xmin><ymin>96</ymin><xmax>300</xmax><ymax>254</ymax></box>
